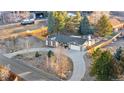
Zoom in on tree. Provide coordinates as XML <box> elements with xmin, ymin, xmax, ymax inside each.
<box><xmin>65</xmin><ymin>17</ymin><xmax>74</xmax><ymax>33</ymax></box>
<box><xmin>48</xmin><ymin>11</ymin><xmax>68</xmax><ymax>34</ymax></box>
<box><xmin>35</xmin><ymin>51</ymin><xmax>41</xmax><ymax>57</ymax></box>
<box><xmin>112</xmin><ymin>48</ymin><xmax>124</xmax><ymax>77</ymax></box>
<box><xmin>48</xmin><ymin>12</ymin><xmax>55</xmax><ymax>33</ymax></box>
<box><xmin>114</xmin><ymin>47</ymin><xmax>122</xmax><ymax>61</ymax></box>
<box><xmin>92</xmin><ymin>48</ymin><xmax>102</xmax><ymax>61</ymax></box>
<box><xmin>48</xmin><ymin>50</ymin><xmax>54</xmax><ymax>58</ymax></box>
<box><xmin>120</xmin><ymin>52</ymin><xmax>124</xmax><ymax>62</ymax></box>
<box><xmin>72</xmin><ymin>11</ymin><xmax>82</xmax><ymax>32</ymax></box>
<box><xmin>53</xmin><ymin>11</ymin><xmax>67</xmax><ymax>34</ymax></box>
<box><xmin>43</xmin><ymin>11</ymin><xmax>48</xmax><ymax>18</ymax></box>
<box><xmin>75</xmin><ymin>11</ymin><xmax>82</xmax><ymax>22</ymax></box>
<box><xmin>90</xmin><ymin>48</ymin><xmax>102</xmax><ymax>76</ymax></box>
<box><xmin>96</xmin><ymin>15</ymin><xmax>112</xmax><ymax>37</ymax></box>
<box><xmin>65</xmin><ymin>11</ymin><xmax>81</xmax><ymax>33</ymax></box>
<box><xmin>91</xmin><ymin>50</ymin><xmax>117</xmax><ymax>80</ymax></box>
<box><xmin>119</xmin><ymin>49</ymin><xmax>124</xmax><ymax>68</ymax></box>
<box><xmin>0</xmin><ymin>65</ymin><xmax>10</xmax><ymax>81</ymax></box>
<box><xmin>79</xmin><ymin>16</ymin><xmax>93</xmax><ymax>35</ymax></box>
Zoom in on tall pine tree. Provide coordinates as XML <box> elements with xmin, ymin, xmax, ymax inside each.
<box><xmin>48</xmin><ymin>11</ymin><xmax>67</xmax><ymax>34</ymax></box>
<box><xmin>96</xmin><ymin>15</ymin><xmax>112</xmax><ymax>37</ymax></box>
<box><xmin>48</xmin><ymin>12</ymin><xmax>55</xmax><ymax>34</ymax></box>
<box><xmin>53</xmin><ymin>11</ymin><xmax>67</xmax><ymax>34</ymax></box>
<box><xmin>114</xmin><ymin>47</ymin><xmax>122</xmax><ymax>61</ymax></box>
<box><xmin>91</xmin><ymin>50</ymin><xmax>117</xmax><ymax>80</ymax></box>
<box><xmin>79</xmin><ymin>16</ymin><xmax>93</xmax><ymax>35</ymax></box>
<box><xmin>65</xmin><ymin>11</ymin><xmax>81</xmax><ymax>33</ymax></box>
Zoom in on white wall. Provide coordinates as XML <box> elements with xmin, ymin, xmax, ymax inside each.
<box><xmin>55</xmin><ymin>41</ymin><xmax>59</xmax><ymax>47</ymax></box>
<box><xmin>46</xmin><ymin>40</ymin><xmax>48</xmax><ymax>46</ymax></box>
<box><xmin>70</xmin><ymin>45</ymin><xmax>81</xmax><ymax>51</ymax></box>
<box><xmin>51</xmin><ymin>41</ymin><xmax>53</xmax><ymax>46</ymax></box>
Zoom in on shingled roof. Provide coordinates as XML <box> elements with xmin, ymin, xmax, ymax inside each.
<box><xmin>48</xmin><ymin>34</ymin><xmax>87</xmax><ymax>45</ymax></box>
<box><xmin>109</xmin><ymin>18</ymin><xmax>122</xmax><ymax>27</ymax></box>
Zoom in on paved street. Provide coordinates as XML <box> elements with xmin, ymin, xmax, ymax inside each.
<box><xmin>4</xmin><ymin>48</ymin><xmax>86</xmax><ymax>81</ymax></box>
<box><xmin>103</xmin><ymin>37</ymin><xmax>124</xmax><ymax>53</ymax></box>
<box><xmin>0</xmin><ymin>19</ymin><xmax>47</xmax><ymax>40</ymax></box>
<box><xmin>105</xmin><ymin>37</ymin><xmax>124</xmax><ymax>48</ymax></box>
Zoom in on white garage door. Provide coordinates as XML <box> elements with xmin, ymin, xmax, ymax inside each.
<box><xmin>70</xmin><ymin>45</ymin><xmax>81</xmax><ymax>51</ymax></box>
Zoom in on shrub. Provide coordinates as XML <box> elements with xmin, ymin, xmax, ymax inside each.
<box><xmin>35</xmin><ymin>51</ymin><xmax>41</xmax><ymax>57</ymax></box>
<box><xmin>48</xmin><ymin>50</ymin><xmax>54</xmax><ymax>58</ymax></box>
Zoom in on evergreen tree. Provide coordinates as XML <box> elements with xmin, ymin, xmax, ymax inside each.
<box><xmin>35</xmin><ymin>51</ymin><xmax>41</xmax><ymax>57</ymax></box>
<box><xmin>96</xmin><ymin>15</ymin><xmax>112</xmax><ymax>37</ymax></box>
<box><xmin>43</xmin><ymin>11</ymin><xmax>48</xmax><ymax>18</ymax></box>
<box><xmin>53</xmin><ymin>11</ymin><xmax>67</xmax><ymax>34</ymax></box>
<box><xmin>79</xmin><ymin>16</ymin><xmax>93</xmax><ymax>35</ymax></box>
<box><xmin>92</xmin><ymin>48</ymin><xmax>102</xmax><ymax>61</ymax></box>
<box><xmin>91</xmin><ymin>50</ymin><xmax>117</xmax><ymax>80</ymax></box>
<box><xmin>65</xmin><ymin>11</ymin><xmax>81</xmax><ymax>33</ymax></box>
<box><xmin>114</xmin><ymin>47</ymin><xmax>122</xmax><ymax>61</ymax></box>
<box><xmin>48</xmin><ymin>12</ymin><xmax>55</xmax><ymax>33</ymax></box>
<box><xmin>75</xmin><ymin>11</ymin><xmax>82</xmax><ymax>21</ymax></box>
<box><xmin>48</xmin><ymin>50</ymin><xmax>54</xmax><ymax>58</ymax></box>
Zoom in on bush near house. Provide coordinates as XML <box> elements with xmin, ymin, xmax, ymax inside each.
<box><xmin>35</xmin><ymin>51</ymin><xmax>41</xmax><ymax>57</ymax></box>
<box><xmin>47</xmin><ymin>50</ymin><xmax>54</xmax><ymax>58</ymax></box>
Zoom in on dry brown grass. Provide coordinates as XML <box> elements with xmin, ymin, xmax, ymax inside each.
<box><xmin>0</xmin><ymin>65</ymin><xmax>23</xmax><ymax>81</ymax></box>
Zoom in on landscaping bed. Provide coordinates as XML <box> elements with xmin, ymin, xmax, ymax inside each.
<box><xmin>14</xmin><ymin>49</ymin><xmax>73</xmax><ymax>80</ymax></box>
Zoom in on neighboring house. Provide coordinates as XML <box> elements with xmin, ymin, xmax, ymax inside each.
<box><xmin>109</xmin><ymin>18</ymin><xmax>124</xmax><ymax>31</ymax></box>
<box><xmin>68</xmin><ymin>11</ymin><xmax>92</xmax><ymax>16</ymax></box>
<box><xmin>88</xmin><ymin>14</ymin><xmax>124</xmax><ymax>32</ymax></box>
<box><xmin>88</xmin><ymin>11</ymin><xmax>110</xmax><ymax>25</ymax></box>
<box><xmin>30</xmin><ymin>11</ymin><xmax>48</xmax><ymax>19</ymax></box>
<box><xmin>67</xmin><ymin>13</ymin><xmax>76</xmax><ymax>17</ymax></box>
<box><xmin>0</xmin><ymin>11</ymin><xmax>30</xmax><ymax>25</ymax></box>
<box><xmin>45</xmin><ymin>34</ymin><xmax>89</xmax><ymax>51</ymax></box>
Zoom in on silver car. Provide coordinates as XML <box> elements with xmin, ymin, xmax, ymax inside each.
<box><xmin>21</xmin><ymin>18</ymin><xmax>35</xmax><ymax>25</ymax></box>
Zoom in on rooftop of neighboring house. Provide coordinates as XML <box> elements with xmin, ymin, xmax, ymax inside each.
<box><xmin>109</xmin><ymin>18</ymin><xmax>124</xmax><ymax>27</ymax></box>
<box><xmin>67</xmin><ymin>13</ymin><xmax>76</xmax><ymax>17</ymax></box>
<box><xmin>48</xmin><ymin>34</ymin><xmax>87</xmax><ymax>45</ymax></box>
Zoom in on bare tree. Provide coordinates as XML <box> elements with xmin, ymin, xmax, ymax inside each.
<box><xmin>0</xmin><ymin>65</ymin><xmax>11</xmax><ymax>81</ymax></box>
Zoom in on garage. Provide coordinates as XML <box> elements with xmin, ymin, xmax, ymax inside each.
<box><xmin>70</xmin><ymin>45</ymin><xmax>82</xmax><ymax>51</ymax></box>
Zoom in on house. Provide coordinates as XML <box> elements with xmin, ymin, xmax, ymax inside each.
<box><xmin>109</xmin><ymin>18</ymin><xmax>124</xmax><ymax>31</ymax></box>
<box><xmin>67</xmin><ymin>13</ymin><xmax>76</xmax><ymax>17</ymax></box>
<box><xmin>0</xmin><ymin>11</ymin><xmax>30</xmax><ymax>25</ymax></box>
<box><xmin>30</xmin><ymin>11</ymin><xmax>48</xmax><ymax>19</ymax></box>
<box><xmin>45</xmin><ymin>34</ymin><xmax>89</xmax><ymax>51</ymax></box>
<box><xmin>88</xmin><ymin>11</ymin><xmax>110</xmax><ymax>25</ymax></box>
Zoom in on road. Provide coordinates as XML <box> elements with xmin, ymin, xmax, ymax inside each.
<box><xmin>0</xmin><ymin>19</ymin><xmax>47</xmax><ymax>40</ymax></box>
<box><xmin>0</xmin><ymin>54</ymin><xmax>60</xmax><ymax>81</ymax></box>
<box><xmin>103</xmin><ymin>37</ymin><xmax>124</xmax><ymax>53</ymax></box>
<box><xmin>4</xmin><ymin>48</ymin><xmax>86</xmax><ymax>81</ymax></box>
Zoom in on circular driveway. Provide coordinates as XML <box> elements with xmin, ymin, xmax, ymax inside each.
<box><xmin>4</xmin><ymin>48</ymin><xmax>86</xmax><ymax>81</ymax></box>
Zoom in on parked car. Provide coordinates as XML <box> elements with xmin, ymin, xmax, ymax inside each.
<box><xmin>21</xmin><ymin>18</ymin><xmax>35</xmax><ymax>25</ymax></box>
